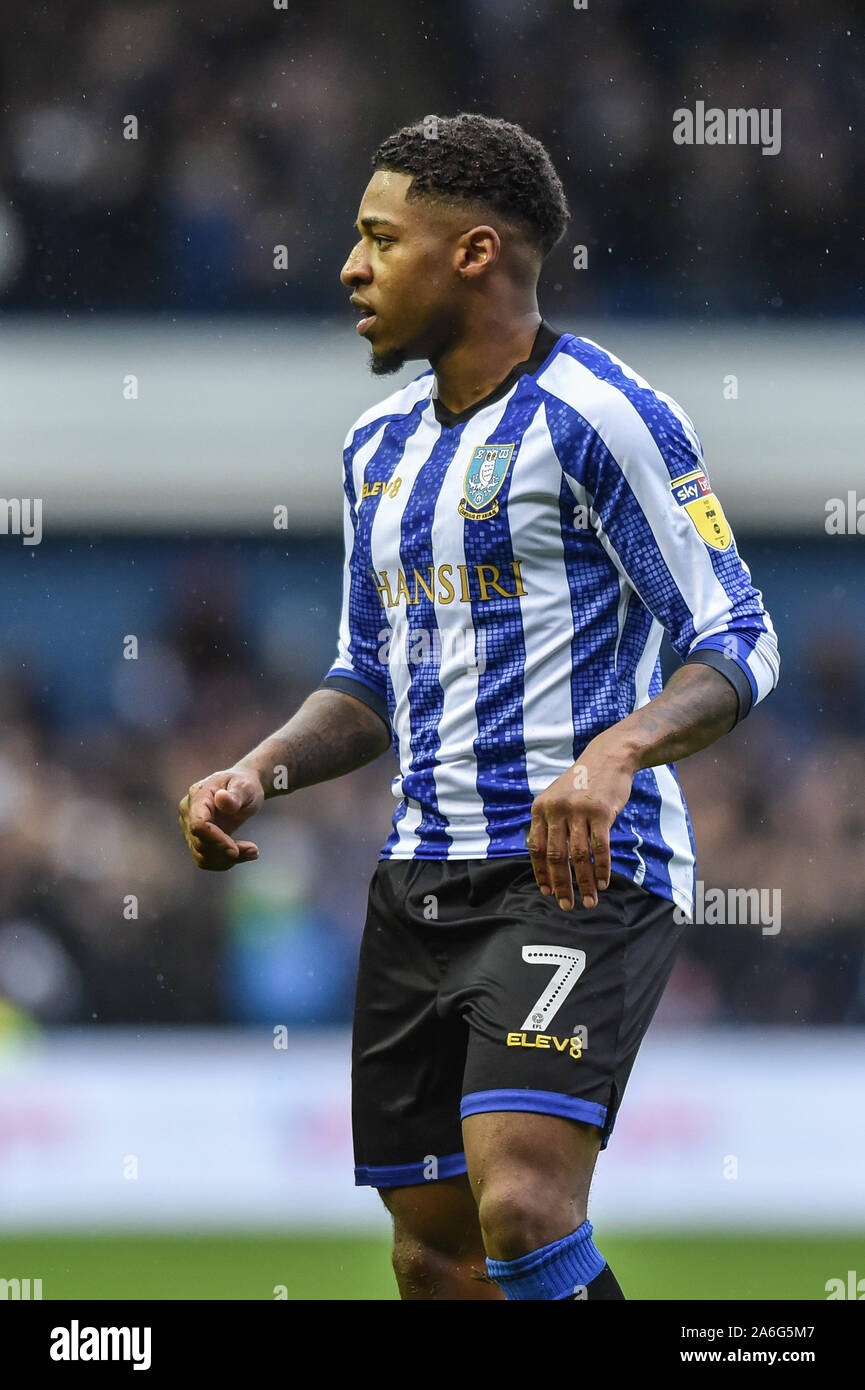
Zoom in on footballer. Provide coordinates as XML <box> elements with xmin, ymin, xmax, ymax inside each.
<box><xmin>179</xmin><ymin>114</ymin><xmax>780</xmax><ymax>1301</ymax></box>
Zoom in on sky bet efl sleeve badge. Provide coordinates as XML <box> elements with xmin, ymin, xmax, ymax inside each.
<box><xmin>670</xmin><ymin>467</ymin><xmax>732</xmax><ymax>551</ymax></box>
<box><xmin>458</xmin><ymin>443</ymin><xmax>516</xmax><ymax>520</ymax></box>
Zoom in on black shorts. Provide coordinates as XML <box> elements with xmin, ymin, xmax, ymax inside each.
<box><xmin>352</xmin><ymin>857</ymin><xmax>685</xmax><ymax>1187</ymax></box>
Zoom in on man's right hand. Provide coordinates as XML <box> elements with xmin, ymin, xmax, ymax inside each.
<box><xmin>179</xmin><ymin>768</ymin><xmax>265</xmax><ymax>871</ymax></box>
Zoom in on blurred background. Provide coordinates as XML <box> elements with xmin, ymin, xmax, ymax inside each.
<box><xmin>0</xmin><ymin>0</ymin><xmax>863</xmax><ymax>1300</ymax></box>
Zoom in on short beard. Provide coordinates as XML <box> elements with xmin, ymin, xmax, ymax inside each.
<box><xmin>370</xmin><ymin>346</ymin><xmax>407</xmax><ymax>377</ymax></box>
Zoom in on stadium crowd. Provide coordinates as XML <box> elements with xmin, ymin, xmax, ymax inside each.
<box><xmin>0</xmin><ymin>0</ymin><xmax>860</xmax><ymax>316</ymax></box>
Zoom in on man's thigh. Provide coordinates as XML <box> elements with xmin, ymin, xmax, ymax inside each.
<box><xmin>462</xmin><ymin>1109</ymin><xmax>602</xmax><ymax>1206</ymax></box>
<box><xmin>380</xmin><ymin>1173</ymin><xmax>483</xmax><ymax>1254</ymax></box>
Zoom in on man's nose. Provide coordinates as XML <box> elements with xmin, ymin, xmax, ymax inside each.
<box><xmin>340</xmin><ymin>245</ymin><xmax>372</xmax><ymax>287</ymax></box>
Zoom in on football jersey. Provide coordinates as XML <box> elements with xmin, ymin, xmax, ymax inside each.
<box><xmin>320</xmin><ymin>322</ymin><xmax>780</xmax><ymax>917</ymax></box>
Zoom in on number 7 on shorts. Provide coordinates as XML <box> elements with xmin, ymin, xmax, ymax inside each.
<box><xmin>520</xmin><ymin>945</ymin><xmax>587</xmax><ymax>1032</ymax></box>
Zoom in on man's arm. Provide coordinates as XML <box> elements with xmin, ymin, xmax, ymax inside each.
<box><xmin>236</xmin><ymin>689</ymin><xmax>391</xmax><ymax>797</ymax></box>
<box><xmin>178</xmin><ymin>689</ymin><xmax>390</xmax><ymax>871</ymax></box>
<box><xmin>540</xmin><ymin>372</ymin><xmax>780</xmax><ymax>911</ymax></box>
<box><xmin>180</xmin><ymin>423</ymin><xmax>395</xmax><ymax>872</ymax></box>
<box><xmin>528</xmin><ymin>662</ymin><xmax>737</xmax><ymax>911</ymax></box>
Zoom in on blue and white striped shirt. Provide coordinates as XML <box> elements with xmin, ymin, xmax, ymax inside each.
<box><xmin>321</xmin><ymin>322</ymin><xmax>780</xmax><ymax>916</ymax></box>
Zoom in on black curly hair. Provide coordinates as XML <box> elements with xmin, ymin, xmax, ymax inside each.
<box><xmin>371</xmin><ymin>113</ymin><xmax>570</xmax><ymax>258</ymax></box>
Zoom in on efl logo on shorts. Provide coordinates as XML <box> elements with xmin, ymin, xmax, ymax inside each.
<box><xmin>670</xmin><ymin>468</ymin><xmax>731</xmax><ymax>551</ymax></box>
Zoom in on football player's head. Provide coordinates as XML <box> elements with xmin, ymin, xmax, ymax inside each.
<box><xmin>341</xmin><ymin>114</ymin><xmax>570</xmax><ymax>376</ymax></box>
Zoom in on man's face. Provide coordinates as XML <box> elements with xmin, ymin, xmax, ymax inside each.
<box><xmin>340</xmin><ymin>170</ymin><xmax>466</xmax><ymax>375</ymax></box>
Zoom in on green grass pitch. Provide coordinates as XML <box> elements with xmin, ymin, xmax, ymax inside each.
<box><xmin>1</xmin><ymin>1233</ymin><xmax>861</xmax><ymax>1300</ymax></box>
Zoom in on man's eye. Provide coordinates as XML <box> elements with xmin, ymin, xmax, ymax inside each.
<box><xmin>373</xmin><ymin>235</ymin><xmax>392</xmax><ymax>247</ymax></box>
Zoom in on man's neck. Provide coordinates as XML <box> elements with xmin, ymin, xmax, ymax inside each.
<box><xmin>430</xmin><ymin>308</ymin><xmax>543</xmax><ymax>416</ymax></box>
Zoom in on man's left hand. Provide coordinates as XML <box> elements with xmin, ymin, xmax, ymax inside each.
<box><xmin>527</xmin><ymin>735</ymin><xmax>637</xmax><ymax>910</ymax></box>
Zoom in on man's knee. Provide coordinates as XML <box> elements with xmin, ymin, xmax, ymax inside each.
<box><xmin>390</xmin><ymin>1233</ymin><xmax>482</xmax><ymax>1297</ymax></box>
<box><xmin>477</xmin><ymin>1175</ymin><xmax>588</xmax><ymax>1263</ymax></box>
<box><xmin>391</xmin><ymin>1233</ymin><xmax>437</xmax><ymax>1295</ymax></box>
<box><xmin>380</xmin><ymin>1175</ymin><xmax>499</xmax><ymax>1299</ymax></box>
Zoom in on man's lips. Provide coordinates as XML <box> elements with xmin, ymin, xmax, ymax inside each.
<box><xmin>350</xmin><ymin>299</ymin><xmax>377</xmax><ymax>336</ymax></box>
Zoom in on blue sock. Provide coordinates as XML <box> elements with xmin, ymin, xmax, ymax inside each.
<box><xmin>486</xmin><ymin>1220</ymin><xmax>607</xmax><ymax>1301</ymax></box>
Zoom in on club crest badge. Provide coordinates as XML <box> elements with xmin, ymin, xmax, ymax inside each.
<box><xmin>670</xmin><ymin>467</ymin><xmax>732</xmax><ymax>551</ymax></box>
<box><xmin>458</xmin><ymin>443</ymin><xmax>516</xmax><ymax>521</ymax></box>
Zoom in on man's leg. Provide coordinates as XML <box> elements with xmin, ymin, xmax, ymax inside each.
<box><xmin>463</xmin><ymin>1110</ymin><xmax>624</xmax><ymax>1300</ymax></box>
<box><xmin>351</xmin><ymin>862</ymin><xmax>484</xmax><ymax>1300</ymax></box>
<box><xmin>463</xmin><ymin>1110</ymin><xmax>600</xmax><ymax>1260</ymax></box>
<box><xmin>444</xmin><ymin>864</ymin><xmax>686</xmax><ymax>1300</ymax></box>
<box><xmin>379</xmin><ymin>1175</ymin><xmax>504</xmax><ymax>1300</ymax></box>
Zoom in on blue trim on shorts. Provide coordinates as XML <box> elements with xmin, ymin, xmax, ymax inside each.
<box><xmin>354</xmin><ymin>1150</ymin><xmax>468</xmax><ymax>1188</ymax></box>
<box><xmin>460</xmin><ymin>1088</ymin><xmax>608</xmax><ymax>1130</ymax></box>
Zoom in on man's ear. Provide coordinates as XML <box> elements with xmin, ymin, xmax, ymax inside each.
<box><xmin>456</xmin><ymin>225</ymin><xmax>501</xmax><ymax>279</ymax></box>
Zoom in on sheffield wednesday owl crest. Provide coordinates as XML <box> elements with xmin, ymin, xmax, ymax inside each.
<box><xmin>458</xmin><ymin>443</ymin><xmax>516</xmax><ymax>521</ymax></box>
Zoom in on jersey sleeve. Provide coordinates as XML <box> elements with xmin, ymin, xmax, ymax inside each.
<box><xmin>560</xmin><ymin>387</ymin><xmax>780</xmax><ymax>722</ymax></box>
<box><xmin>318</xmin><ymin>438</ymin><xmax>390</xmax><ymax>728</ymax></box>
